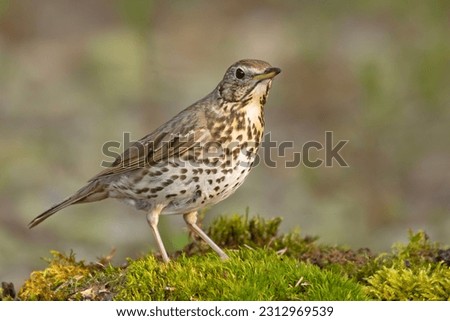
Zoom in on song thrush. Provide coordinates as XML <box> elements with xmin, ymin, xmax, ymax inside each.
<box><xmin>29</xmin><ymin>59</ymin><xmax>281</xmax><ymax>262</ymax></box>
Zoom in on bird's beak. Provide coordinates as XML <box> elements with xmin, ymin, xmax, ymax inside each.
<box><xmin>253</xmin><ymin>67</ymin><xmax>281</xmax><ymax>81</ymax></box>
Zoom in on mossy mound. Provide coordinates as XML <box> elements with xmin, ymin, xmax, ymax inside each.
<box><xmin>117</xmin><ymin>249</ymin><xmax>366</xmax><ymax>300</ymax></box>
<box><xmin>193</xmin><ymin>214</ymin><xmax>375</xmax><ymax>280</ymax></box>
<box><xmin>366</xmin><ymin>263</ymin><xmax>450</xmax><ymax>300</ymax></box>
<box><xmin>365</xmin><ymin>231</ymin><xmax>450</xmax><ymax>300</ymax></box>
<box><xmin>18</xmin><ymin>251</ymin><xmax>92</xmax><ymax>300</ymax></box>
<box><xmin>7</xmin><ymin>214</ymin><xmax>450</xmax><ymax>301</ymax></box>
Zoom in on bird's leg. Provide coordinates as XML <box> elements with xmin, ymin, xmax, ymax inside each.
<box><xmin>146</xmin><ymin>205</ymin><xmax>170</xmax><ymax>263</ymax></box>
<box><xmin>183</xmin><ymin>211</ymin><xmax>229</xmax><ymax>260</ymax></box>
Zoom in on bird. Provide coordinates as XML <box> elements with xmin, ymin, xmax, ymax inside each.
<box><xmin>29</xmin><ymin>59</ymin><xmax>281</xmax><ymax>262</ymax></box>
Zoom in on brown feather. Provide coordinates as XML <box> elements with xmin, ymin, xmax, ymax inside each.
<box><xmin>28</xmin><ymin>181</ymin><xmax>107</xmax><ymax>228</ymax></box>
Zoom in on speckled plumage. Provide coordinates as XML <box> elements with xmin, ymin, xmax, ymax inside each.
<box><xmin>29</xmin><ymin>59</ymin><xmax>281</xmax><ymax>262</ymax></box>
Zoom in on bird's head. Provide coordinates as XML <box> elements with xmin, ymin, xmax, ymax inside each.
<box><xmin>217</xmin><ymin>59</ymin><xmax>281</xmax><ymax>103</ymax></box>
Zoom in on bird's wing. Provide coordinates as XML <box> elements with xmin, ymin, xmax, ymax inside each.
<box><xmin>90</xmin><ymin>110</ymin><xmax>210</xmax><ymax>181</ymax></box>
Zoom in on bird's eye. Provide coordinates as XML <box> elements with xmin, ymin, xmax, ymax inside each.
<box><xmin>235</xmin><ymin>68</ymin><xmax>245</xmax><ymax>79</ymax></box>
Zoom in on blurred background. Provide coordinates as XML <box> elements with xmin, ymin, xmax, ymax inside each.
<box><xmin>1</xmin><ymin>0</ymin><xmax>449</xmax><ymax>288</ymax></box>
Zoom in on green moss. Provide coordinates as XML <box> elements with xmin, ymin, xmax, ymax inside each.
<box><xmin>16</xmin><ymin>215</ymin><xmax>449</xmax><ymax>301</ymax></box>
<box><xmin>364</xmin><ymin>230</ymin><xmax>450</xmax><ymax>300</ymax></box>
<box><xmin>183</xmin><ymin>213</ymin><xmax>283</xmax><ymax>255</ymax></box>
<box><xmin>116</xmin><ymin>248</ymin><xmax>367</xmax><ymax>301</ymax></box>
<box><xmin>19</xmin><ymin>251</ymin><xmax>124</xmax><ymax>301</ymax></box>
<box><xmin>76</xmin><ymin>264</ymin><xmax>125</xmax><ymax>301</ymax></box>
<box><xmin>392</xmin><ymin>230</ymin><xmax>441</xmax><ymax>264</ymax></box>
<box><xmin>188</xmin><ymin>213</ymin><xmax>374</xmax><ymax>280</ymax></box>
<box><xmin>365</xmin><ymin>263</ymin><xmax>450</xmax><ymax>300</ymax></box>
<box><xmin>19</xmin><ymin>251</ymin><xmax>91</xmax><ymax>300</ymax></box>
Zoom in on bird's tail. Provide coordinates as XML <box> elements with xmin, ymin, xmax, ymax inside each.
<box><xmin>28</xmin><ymin>181</ymin><xmax>108</xmax><ymax>228</ymax></box>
